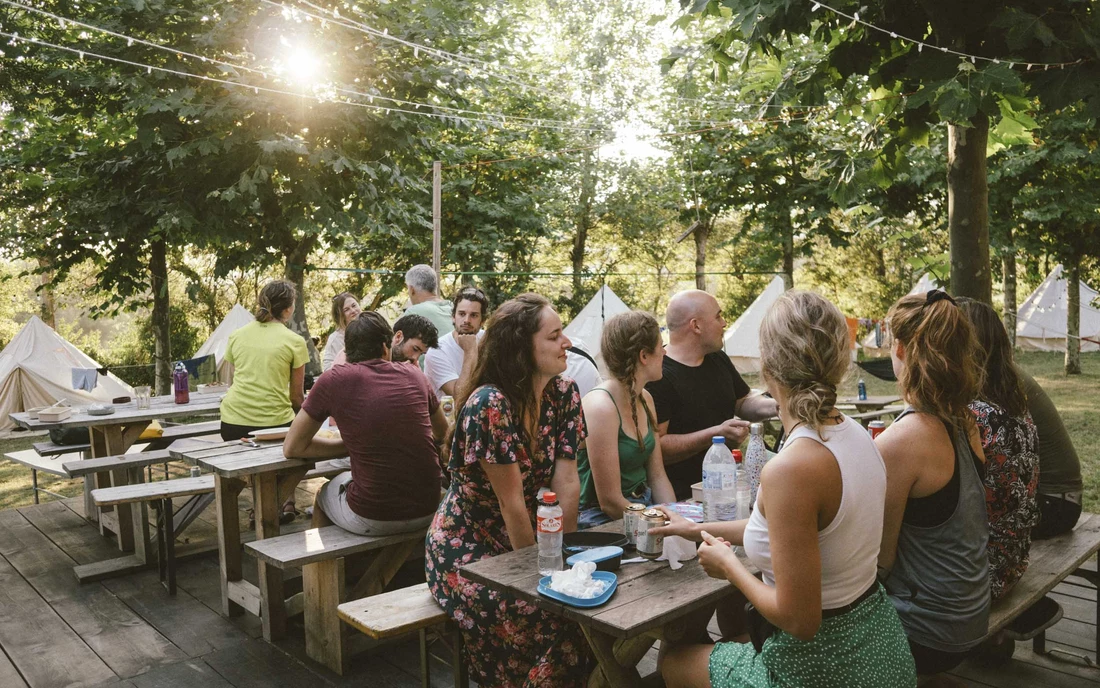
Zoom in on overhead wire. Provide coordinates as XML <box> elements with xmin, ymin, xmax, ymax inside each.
<box><xmin>0</xmin><ymin>0</ymin><xmax>611</xmax><ymax>133</ymax></box>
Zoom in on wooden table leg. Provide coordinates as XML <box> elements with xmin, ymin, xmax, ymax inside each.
<box><xmin>581</xmin><ymin>626</ymin><xmax>644</xmax><ymax>688</ymax></box>
<box><xmin>215</xmin><ymin>474</ymin><xmax>246</xmax><ymax>617</ymax></box>
<box><xmin>254</xmin><ymin>472</ymin><xmax>287</xmax><ymax>640</ymax></box>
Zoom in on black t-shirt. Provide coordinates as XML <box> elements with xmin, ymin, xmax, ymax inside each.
<box><xmin>646</xmin><ymin>351</ymin><xmax>751</xmax><ymax>499</ymax></box>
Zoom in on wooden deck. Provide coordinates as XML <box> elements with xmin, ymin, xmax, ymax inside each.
<box><xmin>0</xmin><ymin>489</ymin><xmax>1096</xmax><ymax>687</ymax></box>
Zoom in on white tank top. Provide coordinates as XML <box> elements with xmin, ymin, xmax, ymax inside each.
<box><xmin>742</xmin><ymin>416</ymin><xmax>887</xmax><ymax>608</ymax></box>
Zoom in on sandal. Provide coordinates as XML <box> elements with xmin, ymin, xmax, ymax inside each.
<box><xmin>280</xmin><ymin>501</ymin><xmax>298</xmax><ymax>525</ymax></box>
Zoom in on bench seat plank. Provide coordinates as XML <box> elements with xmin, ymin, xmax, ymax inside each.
<box><xmin>989</xmin><ymin>512</ymin><xmax>1100</xmax><ymax>635</ymax></box>
<box><xmin>245</xmin><ymin>525</ymin><xmax>425</xmax><ymax>569</ymax></box>
<box><xmin>33</xmin><ymin>441</ymin><xmax>91</xmax><ymax>456</ymax></box>
<box><xmin>338</xmin><ymin>582</ymin><xmax>446</xmax><ymax>639</ymax></box>
<box><xmin>4</xmin><ymin>450</ymin><xmax>79</xmax><ymax>477</ymax></box>
<box><xmin>64</xmin><ymin>448</ymin><xmax>174</xmax><ymax>478</ymax></box>
<box><xmin>92</xmin><ymin>475</ymin><xmax>215</xmax><ymax>507</ymax></box>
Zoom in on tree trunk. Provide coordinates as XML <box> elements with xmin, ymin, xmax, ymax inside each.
<box><xmin>1065</xmin><ymin>255</ymin><xmax>1081</xmax><ymax>375</ymax></box>
<box><xmin>781</xmin><ymin>215</ymin><xmax>795</xmax><ymax>290</ymax></box>
<box><xmin>36</xmin><ymin>257</ymin><xmax>56</xmax><ymax>329</ymax></box>
<box><xmin>283</xmin><ymin>240</ymin><xmax>321</xmax><ymax>377</ymax></box>
<box><xmin>694</xmin><ymin>220</ymin><xmax>710</xmax><ymax>290</ymax></box>
<box><xmin>1001</xmin><ymin>236</ymin><xmax>1017</xmax><ymax>349</ymax></box>
<box><xmin>571</xmin><ymin>150</ymin><xmax>596</xmax><ymax>310</ymax></box>
<box><xmin>947</xmin><ymin>114</ymin><xmax>992</xmax><ymax>303</ymax></box>
<box><xmin>150</xmin><ymin>239</ymin><xmax>172</xmax><ymax>395</ymax></box>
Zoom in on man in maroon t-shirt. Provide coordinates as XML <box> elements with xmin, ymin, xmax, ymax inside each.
<box><xmin>284</xmin><ymin>312</ymin><xmax>448</xmax><ymax>535</ymax></box>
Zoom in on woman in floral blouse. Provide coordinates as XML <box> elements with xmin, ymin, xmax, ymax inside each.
<box><xmin>958</xmin><ymin>298</ymin><xmax>1040</xmax><ymax>600</ymax></box>
<box><xmin>425</xmin><ymin>293</ymin><xmax>588</xmax><ymax>687</ymax></box>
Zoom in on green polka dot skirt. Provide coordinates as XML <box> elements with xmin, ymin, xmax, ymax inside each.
<box><xmin>709</xmin><ymin>585</ymin><xmax>916</xmax><ymax>688</ymax></box>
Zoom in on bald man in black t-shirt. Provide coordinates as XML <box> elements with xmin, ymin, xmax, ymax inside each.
<box><xmin>646</xmin><ymin>290</ymin><xmax>779</xmax><ymax>500</ymax></box>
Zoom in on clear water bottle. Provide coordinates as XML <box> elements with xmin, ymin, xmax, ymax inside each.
<box><xmin>744</xmin><ymin>422</ymin><xmax>768</xmax><ymax>509</ymax></box>
<box><xmin>734</xmin><ymin>450</ymin><xmax>751</xmax><ymax>520</ymax></box>
<box><xmin>857</xmin><ymin>378</ymin><xmax>867</xmax><ymax>401</ymax></box>
<box><xmin>536</xmin><ymin>491</ymin><xmax>564</xmax><ymax>575</ymax></box>
<box><xmin>702</xmin><ymin>437</ymin><xmax>738</xmax><ymax>521</ymax></box>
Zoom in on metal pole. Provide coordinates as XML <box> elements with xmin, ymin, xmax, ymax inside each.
<box><xmin>433</xmin><ymin>161</ymin><xmax>442</xmax><ymax>287</ymax></box>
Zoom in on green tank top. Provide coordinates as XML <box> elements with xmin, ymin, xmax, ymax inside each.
<box><xmin>578</xmin><ymin>389</ymin><xmax>656</xmax><ymax>508</ymax></box>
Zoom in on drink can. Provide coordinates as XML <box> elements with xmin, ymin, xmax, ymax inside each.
<box><xmin>441</xmin><ymin>395</ymin><xmax>456</xmax><ymax>423</ymax></box>
<box><xmin>868</xmin><ymin>420</ymin><xmax>886</xmax><ymax>439</ymax></box>
<box><xmin>636</xmin><ymin>509</ymin><xmax>665</xmax><ymax>560</ymax></box>
<box><xmin>623</xmin><ymin>503</ymin><xmax>646</xmax><ymax>545</ymax></box>
<box><xmin>857</xmin><ymin>379</ymin><xmax>867</xmax><ymax>401</ymax></box>
<box><xmin>190</xmin><ymin>466</ymin><xmax>201</xmax><ymax>478</ymax></box>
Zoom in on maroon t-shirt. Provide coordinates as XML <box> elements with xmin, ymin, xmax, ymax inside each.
<box><xmin>303</xmin><ymin>359</ymin><xmax>441</xmax><ymax>521</ymax></box>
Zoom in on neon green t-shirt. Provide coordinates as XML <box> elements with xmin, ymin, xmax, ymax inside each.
<box><xmin>220</xmin><ymin>321</ymin><xmax>310</xmax><ymax>427</ymax></box>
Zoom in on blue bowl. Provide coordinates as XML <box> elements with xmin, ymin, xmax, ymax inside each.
<box><xmin>537</xmin><ymin>571</ymin><xmax>618</xmax><ymax>608</ymax></box>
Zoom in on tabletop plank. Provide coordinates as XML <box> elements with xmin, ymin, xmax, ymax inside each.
<box><xmin>10</xmin><ymin>392</ymin><xmax>224</xmax><ymax>430</ymax></box>
<box><xmin>458</xmin><ymin>520</ymin><xmax>740</xmax><ymax>639</ymax></box>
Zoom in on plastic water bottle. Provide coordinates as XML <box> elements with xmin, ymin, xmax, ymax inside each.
<box><xmin>537</xmin><ymin>491</ymin><xmax>564</xmax><ymax>575</ymax></box>
<box><xmin>857</xmin><ymin>378</ymin><xmax>867</xmax><ymax>401</ymax></box>
<box><xmin>744</xmin><ymin>423</ymin><xmax>768</xmax><ymax>509</ymax></box>
<box><xmin>702</xmin><ymin>437</ymin><xmax>738</xmax><ymax>521</ymax></box>
<box><xmin>734</xmin><ymin>450</ymin><xmax>751</xmax><ymax>521</ymax></box>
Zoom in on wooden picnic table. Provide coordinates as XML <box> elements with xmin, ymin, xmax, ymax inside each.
<box><xmin>836</xmin><ymin>394</ymin><xmax>902</xmax><ymax>412</ymax></box>
<box><xmin>8</xmin><ymin>392</ymin><xmax>223</xmax><ymax>578</ymax></box>
<box><xmin>169</xmin><ymin>439</ymin><xmax>346</xmax><ymax>642</ymax></box>
<box><xmin>460</xmin><ymin>521</ymin><xmax>742</xmax><ymax>688</ymax></box>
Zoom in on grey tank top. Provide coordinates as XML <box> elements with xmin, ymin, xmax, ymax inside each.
<box><xmin>883</xmin><ymin>408</ymin><xmax>991</xmax><ymax>652</ymax></box>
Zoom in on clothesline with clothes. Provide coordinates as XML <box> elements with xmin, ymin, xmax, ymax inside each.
<box><xmin>70</xmin><ymin>354</ymin><xmax>217</xmax><ymax>391</ymax></box>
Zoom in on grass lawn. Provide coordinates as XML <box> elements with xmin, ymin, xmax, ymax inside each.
<box><xmin>0</xmin><ymin>351</ymin><xmax>1096</xmax><ymax>511</ymax></box>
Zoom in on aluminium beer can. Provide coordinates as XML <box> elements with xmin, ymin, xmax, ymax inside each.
<box><xmin>636</xmin><ymin>509</ymin><xmax>665</xmax><ymax>560</ymax></box>
<box><xmin>623</xmin><ymin>503</ymin><xmax>646</xmax><ymax>545</ymax></box>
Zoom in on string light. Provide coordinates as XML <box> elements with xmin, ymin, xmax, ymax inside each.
<box><xmin>809</xmin><ymin>0</ymin><xmax>1086</xmax><ymax>70</ymax></box>
<box><xmin>0</xmin><ymin>0</ymin><xmax>609</xmax><ymax>134</ymax></box>
<box><xmin>0</xmin><ymin>28</ymin><xmax>609</xmax><ymax>133</ymax></box>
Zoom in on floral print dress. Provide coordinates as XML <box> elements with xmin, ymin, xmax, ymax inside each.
<box><xmin>426</xmin><ymin>377</ymin><xmax>589</xmax><ymax>687</ymax></box>
<box><xmin>970</xmin><ymin>400</ymin><xmax>1040</xmax><ymax>600</ymax></box>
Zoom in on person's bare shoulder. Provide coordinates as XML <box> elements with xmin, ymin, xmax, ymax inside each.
<box><xmin>875</xmin><ymin>412</ymin><xmax>947</xmax><ymax>470</ymax></box>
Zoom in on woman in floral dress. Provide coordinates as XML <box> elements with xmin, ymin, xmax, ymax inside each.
<box><xmin>958</xmin><ymin>298</ymin><xmax>1040</xmax><ymax>600</ymax></box>
<box><xmin>425</xmin><ymin>293</ymin><xmax>589</xmax><ymax>687</ymax></box>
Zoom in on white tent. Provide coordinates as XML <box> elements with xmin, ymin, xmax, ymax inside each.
<box><xmin>194</xmin><ymin>304</ymin><xmax>255</xmax><ymax>380</ymax></box>
<box><xmin>723</xmin><ymin>276</ymin><xmax>786</xmax><ymax>373</ymax></box>
<box><xmin>860</xmin><ymin>273</ymin><xmax>941</xmax><ymax>353</ymax></box>
<box><xmin>1016</xmin><ymin>264</ymin><xmax>1100</xmax><ymax>352</ymax></box>
<box><xmin>0</xmin><ymin>316</ymin><xmax>134</xmax><ymax>431</ymax></box>
<box><xmin>564</xmin><ymin>285</ymin><xmax>631</xmax><ymax>373</ymax></box>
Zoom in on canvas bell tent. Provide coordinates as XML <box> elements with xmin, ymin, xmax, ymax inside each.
<box><xmin>193</xmin><ymin>304</ymin><xmax>255</xmax><ymax>380</ymax></box>
<box><xmin>723</xmin><ymin>276</ymin><xmax>786</xmax><ymax>373</ymax></box>
<box><xmin>1016</xmin><ymin>265</ymin><xmax>1100</xmax><ymax>352</ymax></box>
<box><xmin>0</xmin><ymin>316</ymin><xmax>134</xmax><ymax>430</ymax></box>
<box><xmin>563</xmin><ymin>285</ymin><xmax>631</xmax><ymax>373</ymax></box>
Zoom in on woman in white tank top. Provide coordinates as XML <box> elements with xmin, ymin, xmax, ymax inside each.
<box><xmin>656</xmin><ymin>291</ymin><xmax>916</xmax><ymax>688</ymax></box>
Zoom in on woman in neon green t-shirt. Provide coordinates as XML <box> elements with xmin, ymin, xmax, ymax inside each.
<box><xmin>220</xmin><ymin>279</ymin><xmax>310</xmax><ymax>518</ymax></box>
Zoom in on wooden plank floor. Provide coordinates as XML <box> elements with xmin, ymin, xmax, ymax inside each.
<box><xmin>0</xmin><ymin>492</ymin><xmax>1096</xmax><ymax>687</ymax></box>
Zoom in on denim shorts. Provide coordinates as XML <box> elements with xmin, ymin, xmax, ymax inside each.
<box><xmin>577</xmin><ymin>486</ymin><xmax>652</xmax><ymax>530</ymax></box>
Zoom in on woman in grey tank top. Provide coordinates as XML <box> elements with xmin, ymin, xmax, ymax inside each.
<box><xmin>876</xmin><ymin>290</ymin><xmax>991</xmax><ymax>675</ymax></box>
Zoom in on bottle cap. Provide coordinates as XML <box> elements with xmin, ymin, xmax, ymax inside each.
<box><xmin>750</xmin><ymin>423</ymin><xmax>763</xmax><ymax>435</ymax></box>
<box><xmin>542</xmin><ymin>491</ymin><xmax>558</xmax><ymax>505</ymax></box>
<box><xmin>732</xmin><ymin>449</ymin><xmax>743</xmax><ymax>463</ymax></box>
<box><xmin>711</xmin><ymin>436</ymin><xmax>725</xmax><ymax>444</ymax></box>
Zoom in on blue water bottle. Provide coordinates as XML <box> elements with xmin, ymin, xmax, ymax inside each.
<box><xmin>857</xmin><ymin>378</ymin><xmax>867</xmax><ymax>401</ymax></box>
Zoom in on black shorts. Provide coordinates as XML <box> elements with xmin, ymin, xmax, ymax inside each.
<box><xmin>219</xmin><ymin>421</ymin><xmax>285</xmax><ymax>442</ymax></box>
<box><xmin>908</xmin><ymin>640</ymin><xmax>970</xmax><ymax>675</ymax></box>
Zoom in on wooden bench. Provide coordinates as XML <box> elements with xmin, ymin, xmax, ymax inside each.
<box><xmin>33</xmin><ymin>440</ymin><xmax>91</xmax><ymax>456</ymax></box>
<box><xmin>3</xmin><ymin>449</ymin><xmax>82</xmax><ymax>503</ymax></box>
<box><xmin>91</xmin><ymin>475</ymin><xmax>216</xmax><ymax>594</ymax></box>
<box><xmin>985</xmin><ymin>512</ymin><xmax>1100</xmax><ymax>660</ymax></box>
<box><xmin>339</xmin><ymin>582</ymin><xmax>467</xmax><ymax>688</ymax></box>
<box><xmin>245</xmin><ymin>525</ymin><xmax>427</xmax><ymax>674</ymax></box>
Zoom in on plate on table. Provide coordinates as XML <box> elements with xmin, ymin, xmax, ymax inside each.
<box><xmin>537</xmin><ymin>571</ymin><xmax>618</xmax><ymax>608</ymax></box>
<box><xmin>248</xmin><ymin>427</ymin><xmax>290</xmax><ymax>442</ymax></box>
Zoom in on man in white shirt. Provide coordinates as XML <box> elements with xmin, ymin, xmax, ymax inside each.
<box><xmin>423</xmin><ymin>287</ymin><xmax>488</xmax><ymax>398</ymax></box>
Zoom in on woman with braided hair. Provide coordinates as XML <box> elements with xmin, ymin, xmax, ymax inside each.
<box><xmin>577</xmin><ymin>311</ymin><xmax>676</xmax><ymax>528</ymax></box>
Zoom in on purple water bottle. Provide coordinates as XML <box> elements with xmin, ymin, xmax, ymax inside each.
<box><xmin>173</xmin><ymin>362</ymin><xmax>190</xmax><ymax>404</ymax></box>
